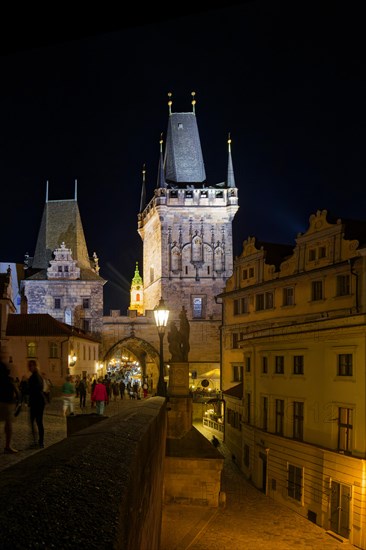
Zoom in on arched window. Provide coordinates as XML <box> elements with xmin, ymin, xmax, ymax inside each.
<box><xmin>136</xmin><ymin>293</ymin><xmax>140</xmax><ymax>302</ymax></box>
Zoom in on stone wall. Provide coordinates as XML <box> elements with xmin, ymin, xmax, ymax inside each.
<box><xmin>0</xmin><ymin>398</ymin><xmax>166</xmax><ymax>550</ymax></box>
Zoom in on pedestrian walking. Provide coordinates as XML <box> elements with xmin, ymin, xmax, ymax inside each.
<box><xmin>0</xmin><ymin>349</ymin><xmax>19</xmax><ymax>454</ymax></box>
<box><xmin>119</xmin><ymin>380</ymin><xmax>125</xmax><ymax>399</ymax></box>
<box><xmin>61</xmin><ymin>375</ymin><xmax>76</xmax><ymax>416</ymax></box>
<box><xmin>78</xmin><ymin>376</ymin><xmax>87</xmax><ymax>409</ymax></box>
<box><xmin>91</xmin><ymin>378</ymin><xmax>108</xmax><ymax>415</ymax></box>
<box><xmin>27</xmin><ymin>359</ymin><xmax>46</xmax><ymax>449</ymax></box>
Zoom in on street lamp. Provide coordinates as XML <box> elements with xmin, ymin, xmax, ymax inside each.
<box><xmin>154</xmin><ymin>297</ymin><xmax>170</xmax><ymax>397</ymax></box>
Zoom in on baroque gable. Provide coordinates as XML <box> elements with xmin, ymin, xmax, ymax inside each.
<box><xmin>47</xmin><ymin>242</ymin><xmax>80</xmax><ymax>280</ymax></box>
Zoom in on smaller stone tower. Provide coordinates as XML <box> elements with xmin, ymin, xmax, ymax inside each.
<box><xmin>129</xmin><ymin>262</ymin><xmax>144</xmax><ymax>316</ymax></box>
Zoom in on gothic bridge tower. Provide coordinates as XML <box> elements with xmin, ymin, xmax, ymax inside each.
<box><xmin>138</xmin><ymin>93</ymin><xmax>239</xmax><ymax>323</ymax></box>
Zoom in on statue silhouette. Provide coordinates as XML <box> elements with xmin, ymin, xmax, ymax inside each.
<box><xmin>167</xmin><ymin>306</ymin><xmax>190</xmax><ymax>362</ymax></box>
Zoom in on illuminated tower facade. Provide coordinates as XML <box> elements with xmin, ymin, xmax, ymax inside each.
<box><xmin>138</xmin><ymin>93</ymin><xmax>239</xmax><ymax>322</ymax></box>
<box><xmin>129</xmin><ymin>261</ymin><xmax>144</xmax><ymax>316</ymax></box>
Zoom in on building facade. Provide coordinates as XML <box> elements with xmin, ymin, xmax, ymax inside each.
<box><xmin>220</xmin><ymin>209</ymin><xmax>366</xmax><ymax>548</ymax></box>
<box><xmin>21</xmin><ymin>183</ymin><xmax>106</xmax><ymax>338</ymax></box>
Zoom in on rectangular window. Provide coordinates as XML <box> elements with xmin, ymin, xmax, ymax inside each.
<box><xmin>233</xmin><ymin>365</ymin><xmax>243</xmax><ymax>382</ymax></box>
<box><xmin>262</xmin><ymin>396</ymin><xmax>268</xmax><ymax>431</ymax></box>
<box><xmin>244</xmin><ymin>444</ymin><xmax>250</xmax><ymax>467</ymax></box>
<box><xmin>311</xmin><ymin>280</ymin><xmax>323</xmax><ymax>301</ymax></box>
<box><xmin>337</xmin><ymin>275</ymin><xmax>350</xmax><ymax>296</ymax></box>
<box><xmin>58</xmin><ymin>265</ymin><xmax>63</xmax><ymax>272</ymax></box>
<box><xmin>49</xmin><ymin>342</ymin><xmax>58</xmax><ymax>358</ymax></box>
<box><xmin>318</xmin><ymin>246</ymin><xmax>326</xmax><ymax>258</ymax></box>
<box><xmin>27</xmin><ymin>342</ymin><xmax>37</xmax><ymax>358</ymax></box>
<box><xmin>245</xmin><ymin>357</ymin><xmax>251</xmax><ymax>373</ymax></box>
<box><xmin>309</xmin><ymin>249</ymin><xmax>316</xmax><ymax>261</ymax></box>
<box><xmin>293</xmin><ymin>401</ymin><xmax>304</xmax><ymax>441</ymax></box>
<box><xmin>275</xmin><ymin>399</ymin><xmax>284</xmax><ymax>435</ymax></box>
<box><xmin>240</xmin><ymin>297</ymin><xmax>249</xmax><ymax>313</ymax></box>
<box><xmin>150</xmin><ymin>266</ymin><xmax>154</xmax><ymax>283</ymax></box>
<box><xmin>64</xmin><ymin>265</ymin><xmax>69</xmax><ymax>272</ymax></box>
<box><xmin>193</xmin><ymin>297</ymin><xmax>203</xmax><ymax>318</ymax></box>
<box><xmin>265</xmin><ymin>291</ymin><xmax>273</xmax><ymax>309</ymax></box>
<box><xmin>338</xmin><ymin>354</ymin><xmax>352</xmax><ymax>376</ymax></box>
<box><xmin>293</xmin><ymin>355</ymin><xmax>304</xmax><ymax>375</ymax></box>
<box><xmin>283</xmin><ymin>287</ymin><xmax>294</xmax><ymax>306</ymax></box>
<box><xmin>54</xmin><ymin>298</ymin><xmax>61</xmax><ymax>309</ymax></box>
<box><xmin>338</xmin><ymin>407</ymin><xmax>353</xmax><ymax>453</ymax></box>
<box><xmin>262</xmin><ymin>356</ymin><xmax>268</xmax><ymax>374</ymax></box>
<box><xmin>82</xmin><ymin>298</ymin><xmax>90</xmax><ymax>309</ymax></box>
<box><xmin>288</xmin><ymin>464</ymin><xmax>302</xmax><ymax>501</ymax></box>
<box><xmin>256</xmin><ymin>293</ymin><xmax>264</xmax><ymax>311</ymax></box>
<box><xmin>256</xmin><ymin>292</ymin><xmax>273</xmax><ymax>311</ymax></box>
<box><xmin>246</xmin><ymin>393</ymin><xmax>251</xmax><ymax>424</ymax></box>
<box><xmin>242</xmin><ymin>269</ymin><xmax>248</xmax><ymax>280</ymax></box>
<box><xmin>275</xmin><ymin>355</ymin><xmax>284</xmax><ymax>374</ymax></box>
<box><xmin>233</xmin><ymin>300</ymin><xmax>239</xmax><ymax>315</ymax></box>
<box><xmin>249</xmin><ymin>267</ymin><xmax>254</xmax><ymax>278</ymax></box>
<box><xmin>83</xmin><ymin>319</ymin><xmax>90</xmax><ymax>332</ymax></box>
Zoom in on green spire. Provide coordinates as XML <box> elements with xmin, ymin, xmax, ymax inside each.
<box><xmin>132</xmin><ymin>262</ymin><xmax>143</xmax><ymax>286</ymax></box>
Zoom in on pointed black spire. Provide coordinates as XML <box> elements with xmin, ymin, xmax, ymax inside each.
<box><xmin>139</xmin><ymin>164</ymin><xmax>146</xmax><ymax>213</ymax></box>
<box><xmin>157</xmin><ymin>134</ymin><xmax>167</xmax><ymax>189</ymax></box>
<box><xmin>227</xmin><ymin>133</ymin><xmax>236</xmax><ymax>188</ymax></box>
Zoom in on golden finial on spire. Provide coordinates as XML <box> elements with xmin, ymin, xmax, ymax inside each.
<box><xmin>191</xmin><ymin>91</ymin><xmax>196</xmax><ymax>114</ymax></box>
<box><xmin>228</xmin><ymin>132</ymin><xmax>232</xmax><ymax>152</ymax></box>
<box><xmin>168</xmin><ymin>92</ymin><xmax>173</xmax><ymax>115</ymax></box>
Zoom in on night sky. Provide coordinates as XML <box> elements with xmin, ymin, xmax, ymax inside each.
<box><xmin>0</xmin><ymin>2</ymin><xmax>363</xmax><ymax>314</ymax></box>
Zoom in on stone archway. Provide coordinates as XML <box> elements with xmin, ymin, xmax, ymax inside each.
<box><xmin>103</xmin><ymin>336</ymin><xmax>160</xmax><ymax>393</ymax></box>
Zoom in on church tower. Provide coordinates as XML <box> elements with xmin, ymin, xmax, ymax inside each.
<box><xmin>138</xmin><ymin>93</ymin><xmax>239</xmax><ymax>321</ymax></box>
<box><xmin>129</xmin><ymin>261</ymin><xmax>144</xmax><ymax>316</ymax></box>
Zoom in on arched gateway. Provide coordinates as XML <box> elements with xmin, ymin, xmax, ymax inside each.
<box><xmin>102</xmin><ymin>334</ymin><xmax>162</xmax><ymax>392</ymax></box>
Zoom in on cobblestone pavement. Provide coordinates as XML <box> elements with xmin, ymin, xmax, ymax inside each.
<box><xmin>0</xmin><ymin>401</ymin><xmax>357</xmax><ymax>549</ymax></box>
<box><xmin>161</xmin><ymin>423</ymin><xmax>356</xmax><ymax>550</ymax></box>
<box><xmin>0</xmin><ymin>395</ymin><xmax>132</xmax><ymax>473</ymax></box>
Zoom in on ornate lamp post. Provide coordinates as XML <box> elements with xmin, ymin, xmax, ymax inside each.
<box><xmin>154</xmin><ymin>297</ymin><xmax>170</xmax><ymax>397</ymax></box>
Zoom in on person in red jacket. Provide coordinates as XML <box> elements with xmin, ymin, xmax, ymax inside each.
<box><xmin>91</xmin><ymin>378</ymin><xmax>108</xmax><ymax>415</ymax></box>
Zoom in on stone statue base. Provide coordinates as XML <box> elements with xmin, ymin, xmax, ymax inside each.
<box><xmin>167</xmin><ymin>362</ymin><xmax>192</xmax><ymax>438</ymax></box>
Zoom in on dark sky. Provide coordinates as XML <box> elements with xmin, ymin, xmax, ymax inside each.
<box><xmin>0</xmin><ymin>1</ymin><xmax>364</xmax><ymax>314</ymax></box>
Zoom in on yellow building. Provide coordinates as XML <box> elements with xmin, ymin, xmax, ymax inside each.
<box><xmin>220</xmin><ymin>209</ymin><xmax>366</xmax><ymax>548</ymax></box>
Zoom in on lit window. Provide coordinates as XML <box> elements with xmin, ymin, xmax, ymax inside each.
<box><xmin>27</xmin><ymin>342</ymin><xmax>37</xmax><ymax>358</ymax></box>
<box><xmin>193</xmin><ymin>297</ymin><xmax>203</xmax><ymax>318</ymax></box>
